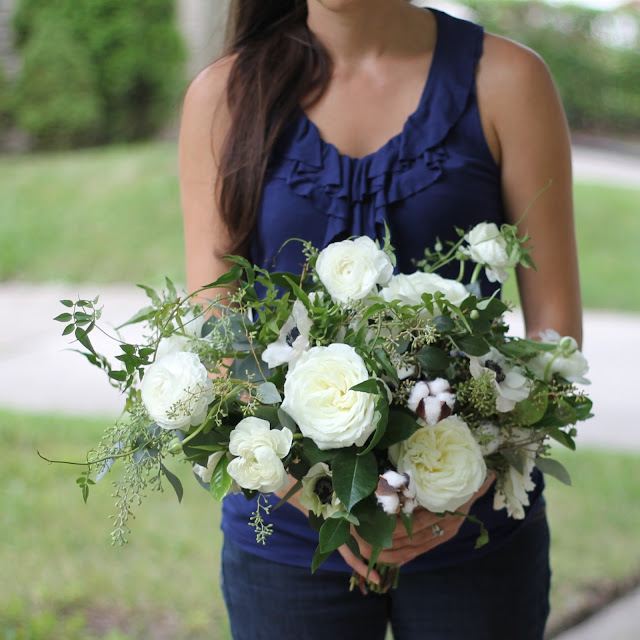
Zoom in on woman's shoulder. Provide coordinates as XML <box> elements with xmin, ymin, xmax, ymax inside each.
<box><xmin>184</xmin><ymin>55</ymin><xmax>236</xmax><ymax>115</ymax></box>
<box><xmin>479</xmin><ymin>32</ymin><xmax>555</xmax><ymax>97</ymax></box>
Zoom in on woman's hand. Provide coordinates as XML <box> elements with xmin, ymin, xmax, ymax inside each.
<box><xmin>338</xmin><ymin>472</ymin><xmax>495</xmax><ymax>578</ymax></box>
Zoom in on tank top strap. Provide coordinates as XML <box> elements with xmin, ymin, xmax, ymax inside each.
<box><xmin>399</xmin><ymin>8</ymin><xmax>485</xmax><ymax>156</ymax></box>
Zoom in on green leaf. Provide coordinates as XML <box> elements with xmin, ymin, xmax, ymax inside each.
<box><xmin>282</xmin><ymin>275</ymin><xmax>311</xmax><ymax>308</ymax></box>
<box><xmin>108</xmin><ymin>370</ymin><xmax>127</xmax><ymax>382</ymax></box>
<box><xmin>53</xmin><ymin>312</ymin><xmax>72</xmax><ymax>323</ymax></box>
<box><xmin>454</xmin><ymin>334</ymin><xmax>491</xmax><ymax>356</ymax></box>
<box><xmin>377</xmin><ymin>409</ymin><xmax>421</xmax><ymax>449</ymax></box>
<box><xmin>60</xmin><ymin>299</ymin><xmax>74</xmax><ymax>308</ymax></box>
<box><xmin>373</xmin><ymin>348</ymin><xmax>399</xmax><ymax>385</ymax></box>
<box><xmin>432</xmin><ymin>315</ymin><xmax>456</xmax><ymax>333</ymax></box>
<box><xmin>512</xmin><ymin>383</ymin><xmax>549</xmax><ymax>426</ymax></box>
<box><xmin>201</xmin><ymin>264</ymin><xmax>244</xmax><ymax>289</ymax></box>
<box><xmin>547</xmin><ymin>427</ymin><xmax>576</xmax><ymax>451</ymax></box>
<box><xmin>273</xmin><ymin>479</ymin><xmax>303</xmax><ymax>511</ymax></box>
<box><xmin>160</xmin><ymin>462</ymin><xmax>184</xmax><ymax>503</ymax></box>
<box><xmin>535</xmin><ymin>456</ymin><xmax>572</xmax><ymax>486</ymax></box>
<box><xmin>74</xmin><ymin>326</ymin><xmax>96</xmax><ymax>355</ymax></box>
<box><xmin>229</xmin><ymin>355</ymin><xmax>266</xmax><ymax>383</ymax></box>
<box><xmin>117</xmin><ymin>306</ymin><xmax>156</xmax><ymax>330</ymax></box>
<box><xmin>302</xmin><ymin>439</ymin><xmax>339</xmax><ymax>466</ymax></box>
<box><xmin>400</xmin><ymin>511</ymin><xmax>414</xmax><ymax>539</ymax></box>
<box><xmin>209</xmin><ymin>455</ymin><xmax>234</xmax><ymax>501</ymax></box>
<box><xmin>256</xmin><ymin>382</ymin><xmax>281</xmax><ymax>405</ymax></box>
<box><xmin>349</xmin><ymin>379</ymin><xmax>381</xmax><ymax>394</ymax></box>
<box><xmin>277</xmin><ymin>408</ymin><xmax>298</xmax><ymax>432</ymax></box>
<box><xmin>353</xmin><ymin>499</ymin><xmax>396</xmax><ymax>548</ymax></box>
<box><xmin>332</xmin><ymin>449</ymin><xmax>379</xmax><ymax>511</ymax></box>
<box><xmin>311</xmin><ymin>545</ymin><xmax>333</xmax><ymax>573</ymax></box>
<box><xmin>416</xmin><ymin>345</ymin><xmax>450</xmax><ymax>373</ymax></box>
<box><xmin>319</xmin><ymin>517</ymin><xmax>351</xmax><ymax>553</ymax></box>
<box><xmin>62</xmin><ymin>324</ymin><xmax>74</xmax><ymax>336</ymax></box>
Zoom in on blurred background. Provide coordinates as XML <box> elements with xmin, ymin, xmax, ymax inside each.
<box><xmin>0</xmin><ymin>1</ymin><xmax>639</xmax><ymax>639</ymax></box>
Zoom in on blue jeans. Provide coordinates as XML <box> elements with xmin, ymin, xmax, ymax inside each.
<box><xmin>221</xmin><ymin>510</ymin><xmax>551</xmax><ymax>640</ymax></box>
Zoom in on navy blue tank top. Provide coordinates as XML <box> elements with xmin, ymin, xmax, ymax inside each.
<box><xmin>221</xmin><ymin>9</ymin><xmax>544</xmax><ymax>572</ymax></box>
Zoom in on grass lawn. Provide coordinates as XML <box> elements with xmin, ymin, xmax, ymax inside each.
<box><xmin>1</xmin><ymin>143</ymin><xmax>640</xmax><ymax>311</ymax></box>
<box><xmin>2</xmin><ymin>409</ymin><xmax>639</xmax><ymax>639</ymax></box>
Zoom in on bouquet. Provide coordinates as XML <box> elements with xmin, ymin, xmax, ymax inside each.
<box><xmin>52</xmin><ymin>221</ymin><xmax>591</xmax><ymax>592</ymax></box>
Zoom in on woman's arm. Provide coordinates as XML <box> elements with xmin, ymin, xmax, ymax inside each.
<box><xmin>478</xmin><ymin>34</ymin><xmax>583</xmax><ymax>345</ymax></box>
<box><xmin>179</xmin><ymin>58</ymin><xmax>236</xmax><ymax>300</ymax></box>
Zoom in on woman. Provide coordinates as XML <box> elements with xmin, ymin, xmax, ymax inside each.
<box><xmin>179</xmin><ymin>1</ymin><xmax>582</xmax><ymax>638</ymax></box>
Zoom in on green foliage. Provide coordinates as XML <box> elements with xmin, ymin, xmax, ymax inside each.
<box><xmin>13</xmin><ymin>11</ymin><xmax>102</xmax><ymax>148</ymax></box>
<box><xmin>468</xmin><ymin>1</ymin><xmax>640</xmax><ymax>135</ymax></box>
<box><xmin>12</xmin><ymin>0</ymin><xmax>186</xmax><ymax>148</ymax></box>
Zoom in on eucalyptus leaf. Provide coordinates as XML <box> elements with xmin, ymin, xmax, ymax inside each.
<box><xmin>277</xmin><ymin>408</ymin><xmax>298</xmax><ymax>433</ymax></box>
<box><xmin>257</xmin><ymin>382</ymin><xmax>281</xmax><ymax>405</ymax></box>
<box><xmin>535</xmin><ymin>456</ymin><xmax>572</xmax><ymax>486</ymax></box>
<box><xmin>547</xmin><ymin>427</ymin><xmax>576</xmax><ymax>451</ymax></box>
<box><xmin>229</xmin><ymin>355</ymin><xmax>266</xmax><ymax>383</ymax></box>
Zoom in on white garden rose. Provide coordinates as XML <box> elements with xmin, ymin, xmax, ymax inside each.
<box><xmin>299</xmin><ymin>462</ymin><xmax>342</xmax><ymax>518</ymax></box>
<box><xmin>316</xmin><ymin>236</ymin><xmax>393</xmax><ymax>304</ymax></box>
<box><xmin>141</xmin><ymin>351</ymin><xmax>213</xmax><ymax>431</ymax></box>
<box><xmin>380</xmin><ymin>272</ymin><xmax>469</xmax><ymax>316</ymax></box>
<box><xmin>461</xmin><ymin>222</ymin><xmax>515</xmax><ymax>283</ymax></box>
<box><xmin>156</xmin><ymin>334</ymin><xmax>192</xmax><ymax>360</ymax></box>
<box><xmin>227</xmin><ymin>417</ymin><xmax>292</xmax><ymax>493</ymax></box>
<box><xmin>281</xmin><ymin>343</ymin><xmax>377</xmax><ymax>450</ymax></box>
<box><xmin>389</xmin><ymin>415</ymin><xmax>487</xmax><ymax>513</ymax></box>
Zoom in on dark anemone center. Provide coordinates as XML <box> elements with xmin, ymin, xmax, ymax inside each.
<box><xmin>485</xmin><ymin>359</ymin><xmax>505</xmax><ymax>383</ymax></box>
<box><xmin>313</xmin><ymin>477</ymin><xmax>334</xmax><ymax>504</ymax></box>
<box><xmin>285</xmin><ymin>326</ymin><xmax>300</xmax><ymax>347</ymax></box>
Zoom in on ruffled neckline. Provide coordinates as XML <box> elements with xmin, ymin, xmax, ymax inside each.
<box><xmin>264</xmin><ymin>9</ymin><xmax>484</xmax><ymax>248</ymax></box>
<box><xmin>281</xmin><ymin>9</ymin><xmax>481</xmax><ymax>169</ymax></box>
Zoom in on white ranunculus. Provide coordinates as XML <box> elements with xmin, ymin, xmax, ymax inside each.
<box><xmin>281</xmin><ymin>343</ymin><xmax>377</xmax><ymax>450</ymax></box>
<box><xmin>141</xmin><ymin>351</ymin><xmax>213</xmax><ymax>431</ymax></box>
<box><xmin>461</xmin><ymin>222</ymin><xmax>515</xmax><ymax>283</ymax></box>
<box><xmin>380</xmin><ymin>272</ymin><xmax>469</xmax><ymax>316</ymax></box>
<box><xmin>262</xmin><ymin>300</ymin><xmax>313</xmax><ymax>369</ymax></box>
<box><xmin>493</xmin><ymin>428</ymin><xmax>538</xmax><ymax>519</ymax></box>
<box><xmin>299</xmin><ymin>462</ymin><xmax>342</xmax><ymax>518</ymax></box>
<box><xmin>226</xmin><ymin>417</ymin><xmax>292</xmax><ymax>493</ymax></box>
<box><xmin>468</xmin><ymin>347</ymin><xmax>532</xmax><ymax>412</ymax></box>
<box><xmin>193</xmin><ymin>451</ymin><xmax>225</xmax><ymax>484</ymax></box>
<box><xmin>389</xmin><ymin>415</ymin><xmax>487</xmax><ymax>513</ymax></box>
<box><xmin>527</xmin><ymin>330</ymin><xmax>590</xmax><ymax>384</ymax></box>
<box><xmin>316</xmin><ymin>236</ymin><xmax>394</xmax><ymax>304</ymax></box>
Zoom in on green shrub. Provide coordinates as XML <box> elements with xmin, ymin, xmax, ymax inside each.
<box><xmin>468</xmin><ymin>1</ymin><xmax>640</xmax><ymax>135</ymax></box>
<box><xmin>0</xmin><ymin>61</ymin><xmax>11</xmax><ymax>133</ymax></box>
<box><xmin>13</xmin><ymin>0</ymin><xmax>186</xmax><ymax>147</ymax></box>
<box><xmin>14</xmin><ymin>11</ymin><xmax>103</xmax><ymax>148</ymax></box>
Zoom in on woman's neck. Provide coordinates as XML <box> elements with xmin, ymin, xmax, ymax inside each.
<box><xmin>306</xmin><ymin>0</ymin><xmax>434</xmax><ymax>68</ymax></box>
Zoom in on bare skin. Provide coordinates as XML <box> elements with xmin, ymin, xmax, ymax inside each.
<box><xmin>179</xmin><ymin>0</ymin><xmax>582</xmax><ymax>585</ymax></box>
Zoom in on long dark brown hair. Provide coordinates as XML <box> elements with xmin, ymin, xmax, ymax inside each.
<box><xmin>218</xmin><ymin>0</ymin><xmax>331</xmax><ymax>254</ymax></box>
